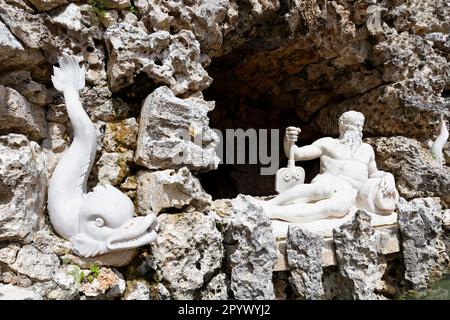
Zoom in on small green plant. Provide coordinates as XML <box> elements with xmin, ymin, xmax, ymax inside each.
<box><xmin>86</xmin><ymin>264</ymin><xmax>101</xmax><ymax>283</ymax></box>
<box><xmin>128</xmin><ymin>4</ymin><xmax>137</xmax><ymax>15</ymax></box>
<box><xmin>88</xmin><ymin>0</ymin><xmax>107</xmax><ymax>18</ymax></box>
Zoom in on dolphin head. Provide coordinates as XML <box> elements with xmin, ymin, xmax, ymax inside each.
<box><xmin>70</xmin><ymin>185</ymin><xmax>157</xmax><ymax>258</ymax></box>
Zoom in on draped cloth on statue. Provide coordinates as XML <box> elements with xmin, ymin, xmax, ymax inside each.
<box><xmin>356</xmin><ymin>173</ymin><xmax>399</xmax><ymax>215</ymax></box>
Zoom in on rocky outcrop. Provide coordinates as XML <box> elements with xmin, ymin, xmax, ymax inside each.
<box><xmin>10</xmin><ymin>245</ymin><xmax>60</xmax><ymax>282</ymax></box>
<box><xmin>103</xmin><ymin>118</ymin><xmax>138</xmax><ymax>153</ymax></box>
<box><xmin>332</xmin><ymin>210</ymin><xmax>379</xmax><ymax>300</ymax></box>
<box><xmin>0</xmin><ymin>284</ymin><xmax>43</xmax><ymax>300</ymax></box>
<box><xmin>397</xmin><ymin>197</ymin><xmax>449</xmax><ymax>292</ymax></box>
<box><xmin>0</xmin><ymin>85</ymin><xmax>47</xmax><ymax>141</ymax></box>
<box><xmin>96</xmin><ymin>150</ymin><xmax>133</xmax><ymax>186</ymax></box>
<box><xmin>0</xmin><ymin>134</ymin><xmax>46</xmax><ymax>242</ymax></box>
<box><xmin>136</xmin><ymin>167</ymin><xmax>211</xmax><ymax>214</ymax></box>
<box><xmin>135</xmin><ymin>86</ymin><xmax>220</xmax><ymax>171</ymax></box>
<box><xmin>123</xmin><ymin>280</ymin><xmax>151</xmax><ymax>300</ymax></box>
<box><xmin>201</xmin><ymin>272</ymin><xmax>229</xmax><ymax>300</ymax></box>
<box><xmin>149</xmin><ymin>211</ymin><xmax>224</xmax><ymax>299</ymax></box>
<box><xmin>228</xmin><ymin>195</ymin><xmax>277</xmax><ymax>299</ymax></box>
<box><xmin>79</xmin><ymin>268</ymin><xmax>126</xmax><ymax>299</ymax></box>
<box><xmin>367</xmin><ymin>137</ymin><xmax>450</xmax><ymax>205</ymax></box>
<box><xmin>286</xmin><ymin>226</ymin><xmax>324</xmax><ymax>300</ymax></box>
<box><xmin>104</xmin><ymin>23</ymin><xmax>211</xmax><ymax>95</ymax></box>
<box><xmin>28</xmin><ymin>0</ymin><xmax>67</xmax><ymax>12</ymax></box>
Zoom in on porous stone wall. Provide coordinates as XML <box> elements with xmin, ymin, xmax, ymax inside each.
<box><xmin>0</xmin><ymin>0</ymin><xmax>449</xmax><ymax>300</ymax></box>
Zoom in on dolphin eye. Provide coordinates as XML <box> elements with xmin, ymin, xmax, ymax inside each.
<box><xmin>95</xmin><ymin>218</ymin><xmax>105</xmax><ymax>227</ymax></box>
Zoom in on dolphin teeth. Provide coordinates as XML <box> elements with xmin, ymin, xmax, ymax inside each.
<box><xmin>110</xmin><ymin>232</ymin><xmax>149</xmax><ymax>248</ymax></box>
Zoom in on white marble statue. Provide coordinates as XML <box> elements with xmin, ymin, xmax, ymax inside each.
<box><xmin>430</xmin><ymin>116</ymin><xmax>449</xmax><ymax>168</ymax></box>
<box><xmin>48</xmin><ymin>54</ymin><xmax>158</xmax><ymax>263</ymax></box>
<box><xmin>261</xmin><ymin>111</ymin><xmax>399</xmax><ymax>223</ymax></box>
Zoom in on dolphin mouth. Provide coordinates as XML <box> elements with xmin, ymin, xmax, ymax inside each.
<box><xmin>106</xmin><ymin>214</ymin><xmax>158</xmax><ymax>251</ymax></box>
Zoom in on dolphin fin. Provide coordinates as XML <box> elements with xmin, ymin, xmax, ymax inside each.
<box><xmin>70</xmin><ymin>233</ymin><xmax>108</xmax><ymax>258</ymax></box>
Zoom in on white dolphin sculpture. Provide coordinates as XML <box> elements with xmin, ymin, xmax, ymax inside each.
<box><xmin>48</xmin><ymin>53</ymin><xmax>157</xmax><ymax>264</ymax></box>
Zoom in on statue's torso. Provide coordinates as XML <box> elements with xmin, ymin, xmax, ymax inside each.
<box><xmin>318</xmin><ymin>138</ymin><xmax>373</xmax><ymax>188</ymax></box>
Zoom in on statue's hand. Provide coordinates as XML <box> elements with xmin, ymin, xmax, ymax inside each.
<box><xmin>379</xmin><ymin>174</ymin><xmax>396</xmax><ymax>195</ymax></box>
<box><xmin>285</xmin><ymin>126</ymin><xmax>301</xmax><ymax>143</ymax></box>
<box><xmin>51</xmin><ymin>53</ymin><xmax>85</xmax><ymax>93</ymax></box>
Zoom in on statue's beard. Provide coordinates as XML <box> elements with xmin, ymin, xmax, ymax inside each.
<box><xmin>340</xmin><ymin>129</ymin><xmax>363</xmax><ymax>153</ymax></box>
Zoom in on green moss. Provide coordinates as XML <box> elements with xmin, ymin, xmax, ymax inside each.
<box><xmin>88</xmin><ymin>0</ymin><xmax>107</xmax><ymax>18</ymax></box>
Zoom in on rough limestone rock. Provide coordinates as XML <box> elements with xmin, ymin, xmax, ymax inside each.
<box><xmin>0</xmin><ymin>1</ymin><xmax>52</xmax><ymax>51</ymax></box>
<box><xmin>52</xmin><ymin>3</ymin><xmax>84</xmax><ymax>32</ymax></box>
<box><xmin>0</xmin><ymin>85</ymin><xmax>47</xmax><ymax>141</ymax></box>
<box><xmin>96</xmin><ymin>150</ymin><xmax>133</xmax><ymax>186</ymax></box>
<box><xmin>0</xmin><ymin>284</ymin><xmax>43</xmax><ymax>300</ymax></box>
<box><xmin>229</xmin><ymin>195</ymin><xmax>277</xmax><ymax>300</ymax></box>
<box><xmin>79</xmin><ymin>268</ymin><xmax>126</xmax><ymax>299</ymax></box>
<box><xmin>136</xmin><ymin>167</ymin><xmax>211</xmax><ymax>214</ymax></box>
<box><xmin>123</xmin><ymin>280</ymin><xmax>151</xmax><ymax>300</ymax></box>
<box><xmin>41</xmin><ymin>122</ymin><xmax>68</xmax><ymax>154</ymax></box>
<box><xmin>135</xmin><ymin>0</ymin><xmax>230</xmax><ymax>58</ymax></box>
<box><xmin>0</xmin><ymin>244</ymin><xmax>20</xmax><ymax>266</ymax></box>
<box><xmin>0</xmin><ymin>134</ymin><xmax>46</xmax><ymax>242</ymax></box>
<box><xmin>286</xmin><ymin>226</ymin><xmax>324</xmax><ymax>300</ymax></box>
<box><xmin>103</xmin><ymin>118</ymin><xmax>138</xmax><ymax>153</ymax></box>
<box><xmin>332</xmin><ymin>210</ymin><xmax>379</xmax><ymax>300</ymax></box>
<box><xmin>0</xmin><ymin>20</ymin><xmax>43</xmax><ymax>71</ymax></box>
<box><xmin>150</xmin><ymin>211</ymin><xmax>223</xmax><ymax>299</ymax></box>
<box><xmin>0</xmin><ymin>71</ymin><xmax>53</xmax><ymax>107</ymax></box>
<box><xmin>28</xmin><ymin>0</ymin><xmax>67</xmax><ymax>12</ymax></box>
<box><xmin>397</xmin><ymin>197</ymin><xmax>449</xmax><ymax>292</ymax></box>
<box><xmin>367</xmin><ymin>136</ymin><xmax>450</xmax><ymax>205</ymax></box>
<box><xmin>104</xmin><ymin>23</ymin><xmax>211</xmax><ymax>95</ymax></box>
<box><xmin>135</xmin><ymin>86</ymin><xmax>220</xmax><ymax>171</ymax></box>
<box><xmin>10</xmin><ymin>245</ymin><xmax>60</xmax><ymax>282</ymax></box>
<box><xmin>201</xmin><ymin>272</ymin><xmax>229</xmax><ymax>300</ymax></box>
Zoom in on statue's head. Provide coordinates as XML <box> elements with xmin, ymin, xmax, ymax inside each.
<box><xmin>69</xmin><ymin>185</ymin><xmax>157</xmax><ymax>258</ymax></box>
<box><xmin>338</xmin><ymin>111</ymin><xmax>365</xmax><ymax>136</ymax></box>
<box><xmin>338</xmin><ymin>111</ymin><xmax>365</xmax><ymax>151</ymax></box>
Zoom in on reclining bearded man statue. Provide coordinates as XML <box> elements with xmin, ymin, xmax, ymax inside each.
<box><xmin>260</xmin><ymin>110</ymin><xmax>399</xmax><ymax>223</ymax></box>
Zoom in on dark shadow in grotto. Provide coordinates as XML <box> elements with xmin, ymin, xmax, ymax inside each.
<box><xmin>0</xmin><ymin>181</ymin><xmax>13</xmax><ymax>205</ymax></box>
<box><xmin>197</xmin><ymin>46</ymin><xmax>336</xmax><ymax>199</ymax></box>
<box><xmin>113</xmin><ymin>72</ymin><xmax>160</xmax><ymax>118</ymax></box>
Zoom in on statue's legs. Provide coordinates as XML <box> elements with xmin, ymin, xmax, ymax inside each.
<box><xmin>266</xmin><ymin>181</ymin><xmax>335</xmax><ymax>205</ymax></box>
<box><xmin>262</xmin><ymin>191</ymin><xmax>356</xmax><ymax>223</ymax></box>
<box><xmin>261</xmin><ymin>175</ymin><xmax>357</xmax><ymax>223</ymax></box>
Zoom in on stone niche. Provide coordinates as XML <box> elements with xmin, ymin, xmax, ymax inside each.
<box><xmin>197</xmin><ymin>1</ymin><xmax>449</xmax><ymax>200</ymax></box>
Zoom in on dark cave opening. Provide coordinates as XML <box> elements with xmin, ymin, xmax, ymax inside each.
<box><xmin>197</xmin><ymin>46</ymin><xmax>334</xmax><ymax>199</ymax></box>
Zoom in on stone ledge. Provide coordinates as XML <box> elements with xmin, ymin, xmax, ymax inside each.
<box><xmin>273</xmin><ymin>209</ymin><xmax>400</xmax><ymax>271</ymax></box>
